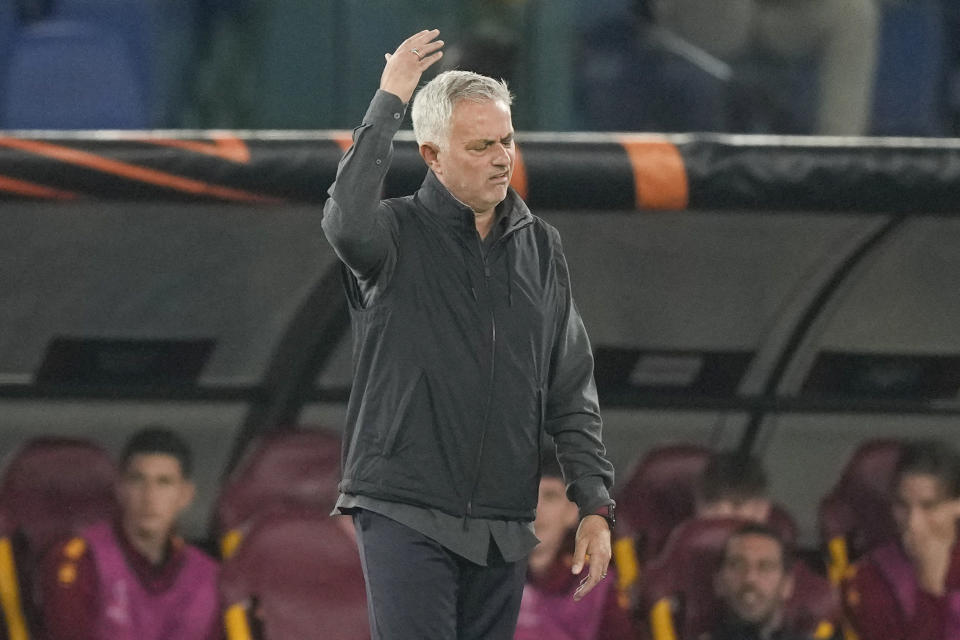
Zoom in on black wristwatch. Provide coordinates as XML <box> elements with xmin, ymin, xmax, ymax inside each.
<box><xmin>591</xmin><ymin>504</ymin><xmax>615</xmax><ymax>532</ymax></box>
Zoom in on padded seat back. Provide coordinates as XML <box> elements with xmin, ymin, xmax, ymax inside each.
<box><xmin>220</xmin><ymin>506</ymin><xmax>368</xmax><ymax>640</ymax></box>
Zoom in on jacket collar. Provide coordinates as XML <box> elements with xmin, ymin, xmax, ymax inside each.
<box><xmin>415</xmin><ymin>169</ymin><xmax>533</xmax><ymax>238</ymax></box>
<box><xmin>112</xmin><ymin>519</ymin><xmax>187</xmax><ymax>590</ymax></box>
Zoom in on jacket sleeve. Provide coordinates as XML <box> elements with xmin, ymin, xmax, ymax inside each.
<box><xmin>544</xmin><ymin>231</ymin><xmax>615</xmax><ymax>518</ymax></box>
<box><xmin>321</xmin><ymin>90</ymin><xmax>403</xmax><ymax>282</ymax></box>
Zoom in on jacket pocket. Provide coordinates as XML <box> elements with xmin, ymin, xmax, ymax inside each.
<box><xmin>381</xmin><ymin>369</ymin><xmax>424</xmax><ymax>457</ymax></box>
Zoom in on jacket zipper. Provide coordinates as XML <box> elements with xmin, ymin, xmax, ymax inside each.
<box><xmin>463</xmin><ymin>220</ymin><xmax>531</xmax><ymax>522</ymax></box>
<box><xmin>466</xmin><ymin>242</ymin><xmax>496</xmax><ymax>525</ymax></box>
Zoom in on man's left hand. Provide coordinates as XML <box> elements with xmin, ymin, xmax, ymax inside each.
<box><xmin>571</xmin><ymin>514</ymin><xmax>612</xmax><ymax>601</ymax></box>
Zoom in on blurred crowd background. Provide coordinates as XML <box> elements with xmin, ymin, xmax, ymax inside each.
<box><xmin>3</xmin><ymin>0</ymin><xmax>960</xmax><ymax>135</ymax></box>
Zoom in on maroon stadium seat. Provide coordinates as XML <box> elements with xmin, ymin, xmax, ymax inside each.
<box><xmin>768</xmin><ymin>504</ymin><xmax>800</xmax><ymax>548</ymax></box>
<box><xmin>0</xmin><ymin>436</ymin><xmax>118</xmax><ymax>554</ymax></box>
<box><xmin>0</xmin><ymin>505</ymin><xmax>28</xmax><ymax>640</ymax></box>
<box><xmin>612</xmin><ymin>443</ymin><xmax>798</xmax><ymax>605</ymax></box>
<box><xmin>213</xmin><ymin>427</ymin><xmax>342</xmax><ymax>557</ymax></box>
<box><xmin>0</xmin><ymin>436</ymin><xmax>117</xmax><ymax>638</ymax></box>
<box><xmin>220</xmin><ymin>506</ymin><xmax>368</xmax><ymax>640</ymax></box>
<box><xmin>639</xmin><ymin>516</ymin><xmax>739</xmax><ymax>640</ymax></box>
<box><xmin>639</xmin><ymin>517</ymin><xmax>838</xmax><ymax>640</ymax></box>
<box><xmin>611</xmin><ymin>444</ymin><xmax>713</xmax><ymax>607</ymax></box>
<box><xmin>818</xmin><ymin>438</ymin><xmax>903</xmax><ymax>585</ymax></box>
<box><xmin>788</xmin><ymin>561</ymin><xmax>840</xmax><ymax>639</ymax></box>
<box><xmin>615</xmin><ymin>443</ymin><xmax>712</xmax><ymax>565</ymax></box>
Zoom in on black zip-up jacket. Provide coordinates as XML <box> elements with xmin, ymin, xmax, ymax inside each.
<box><xmin>322</xmin><ymin>90</ymin><xmax>614</xmax><ymax>522</ymax></box>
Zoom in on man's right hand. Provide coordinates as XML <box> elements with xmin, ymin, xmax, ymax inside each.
<box><xmin>902</xmin><ymin>498</ymin><xmax>960</xmax><ymax>596</ymax></box>
<box><xmin>380</xmin><ymin>29</ymin><xmax>444</xmax><ymax>104</ymax></box>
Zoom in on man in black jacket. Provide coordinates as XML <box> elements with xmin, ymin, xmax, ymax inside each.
<box><xmin>322</xmin><ymin>29</ymin><xmax>616</xmax><ymax>639</ymax></box>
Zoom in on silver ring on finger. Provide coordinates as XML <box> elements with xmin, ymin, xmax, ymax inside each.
<box><xmin>410</xmin><ymin>48</ymin><xmax>424</xmax><ymax>61</ymax></box>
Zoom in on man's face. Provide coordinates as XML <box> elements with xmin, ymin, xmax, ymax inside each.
<box><xmin>428</xmin><ymin>98</ymin><xmax>515</xmax><ymax>216</ymax></box>
<box><xmin>715</xmin><ymin>533</ymin><xmax>792</xmax><ymax>626</ymax></box>
<box><xmin>892</xmin><ymin>472</ymin><xmax>957</xmax><ymax>542</ymax></box>
<box><xmin>117</xmin><ymin>453</ymin><xmax>194</xmax><ymax>540</ymax></box>
<box><xmin>534</xmin><ymin>476</ymin><xmax>580</xmax><ymax>552</ymax></box>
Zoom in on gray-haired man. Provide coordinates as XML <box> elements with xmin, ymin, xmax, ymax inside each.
<box><xmin>323</xmin><ymin>29</ymin><xmax>615</xmax><ymax>639</ymax></box>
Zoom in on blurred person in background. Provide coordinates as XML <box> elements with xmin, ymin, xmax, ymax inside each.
<box><xmin>514</xmin><ymin>453</ymin><xmax>635</xmax><ymax>640</ymax></box>
<box><xmin>695</xmin><ymin>453</ymin><xmax>838</xmax><ymax>640</ymax></box>
<box><xmin>441</xmin><ymin>0</ymin><xmax>525</xmax><ymax>85</ymax></box>
<box><xmin>709</xmin><ymin>523</ymin><xmax>808</xmax><ymax>640</ymax></box>
<box><xmin>643</xmin><ymin>0</ymin><xmax>880</xmax><ymax>135</ymax></box>
<box><xmin>40</xmin><ymin>427</ymin><xmax>220</xmax><ymax>640</ymax></box>
<box><xmin>616</xmin><ymin>450</ymin><xmax>777</xmax><ymax>613</ymax></box>
<box><xmin>324</xmin><ymin>28</ymin><xmax>615</xmax><ymax>639</ymax></box>
<box><xmin>695</xmin><ymin>451</ymin><xmax>772</xmax><ymax>523</ymax></box>
<box><xmin>842</xmin><ymin>439</ymin><xmax>960</xmax><ymax>640</ymax></box>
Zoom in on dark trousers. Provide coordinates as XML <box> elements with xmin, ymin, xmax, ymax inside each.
<box><xmin>352</xmin><ymin>509</ymin><xmax>527</xmax><ymax>640</ymax></box>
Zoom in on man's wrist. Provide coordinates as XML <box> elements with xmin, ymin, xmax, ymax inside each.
<box><xmin>364</xmin><ymin>90</ymin><xmax>408</xmax><ymax>128</ymax></box>
<box><xmin>586</xmin><ymin>505</ymin><xmax>615</xmax><ymax>532</ymax></box>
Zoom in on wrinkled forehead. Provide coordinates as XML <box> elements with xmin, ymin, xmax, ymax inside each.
<box><xmin>449</xmin><ymin>99</ymin><xmax>514</xmax><ymax>137</ymax></box>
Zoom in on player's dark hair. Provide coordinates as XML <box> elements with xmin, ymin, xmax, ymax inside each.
<box><xmin>120</xmin><ymin>426</ymin><xmax>192</xmax><ymax>478</ymax></box>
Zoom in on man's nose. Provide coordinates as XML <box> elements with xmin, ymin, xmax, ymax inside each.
<box><xmin>741</xmin><ymin>566</ymin><xmax>761</xmax><ymax>584</ymax></box>
<box><xmin>142</xmin><ymin>481</ymin><xmax>161</xmax><ymax>502</ymax></box>
<box><xmin>492</xmin><ymin>144</ymin><xmax>510</xmax><ymax>165</ymax></box>
<box><xmin>908</xmin><ymin>507</ymin><xmax>925</xmax><ymax>530</ymax></box>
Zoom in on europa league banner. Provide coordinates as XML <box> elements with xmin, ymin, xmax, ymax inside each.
<box><xmin>1</xmin><ymin>131</ymin><xmax>960</xmax><ymax>215</ymax></box>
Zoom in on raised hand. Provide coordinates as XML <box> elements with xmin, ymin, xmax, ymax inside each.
<box><xmin>380</xmin><ymin>29</ymin><xmax>444</xmax><ymax>104</ymax></box>
<box><xmin>902</xmin><ymin>499</ymin><xmax>960</xmax><ymax>596</ymax></box>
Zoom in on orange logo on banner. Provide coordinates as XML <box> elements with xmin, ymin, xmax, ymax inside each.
<box><xmin>0</xmin><ymin>175</ymin><xmax>79</xmax><ymax>200</ymax></box>
<box><xmin>0</xmin><ymin>138</ymin><xmax>281</xmax><ymax>203</ymax></box>
<box><xmin>140</xmin><ymin>135</ymin><xmax>251</xmax><ymax>164</ymax></box>
<box><xmin>618</xmin><ymin>136</ymin><xmax>689</xmax><ymax>211</ymax></box>
<box><xmin>333</xmin><ymin>132</ymin><xmax>354</xmax><ymax>153</ymax></box>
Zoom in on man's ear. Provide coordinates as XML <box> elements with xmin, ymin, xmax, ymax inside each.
<box><xmin>177</xmin><ymin>480</ymin><xmax>196</xmax><ymax>512</ymax></box>
<box><xmin>420</xmin><ymin>143</ymin><xmax>441</xmax><ymax>173</ymax></box>
<box><xmin>781</xmin><ymin>570</ymin><xmax>795</xmax><ymax>601</ymax></box>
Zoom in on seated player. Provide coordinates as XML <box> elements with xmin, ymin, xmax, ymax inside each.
<box><xmin>514</xmin><ymin>453</ymin><xmax>635</xmax><ymax>640</ymax></box>
<box><xmin>40</xmin><ymin>427</ymin><xmax>221</xmax><ymax>640</ymax></box>
<box><xmin>709</xmin><ymin>523</ymin><xmax>810</xmax><ymax>640</ymax></box>
<box><xmin>842</xmin><ymin>440</ymin><xmax>960</xmax><ymax>640</ymax></box>
<box><xmin>695</xmin><ymin>450</ymin><xmax>772</xmax><ymax>523</ymax></box>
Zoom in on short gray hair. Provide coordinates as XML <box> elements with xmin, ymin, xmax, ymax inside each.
<box><xmin>411</xmin><ymin>70</ymin><xmax>513</xmax><ymax>151</ymax></box>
